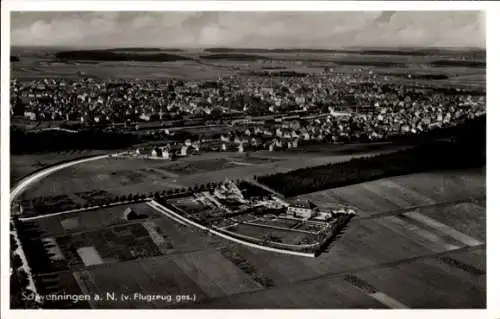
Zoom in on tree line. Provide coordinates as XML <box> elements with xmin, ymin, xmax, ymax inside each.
<box><xmin>258</xmin><ymin>116</ymin><xmax>485</xmax><ymax>197</ymax></box>
<box><xmin>55</xmin><ymin>50</ymin><xmax>192</xmax><ymax>62</ymax></box>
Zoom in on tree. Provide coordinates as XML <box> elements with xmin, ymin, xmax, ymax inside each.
<box><xmin>12</xmin><ymin>254</ymin><xmax>23</xmax><ymax>270</ymax></box>
<box><xmin>10</xmin><ymin>235</ymin><xmax>18</xmax><ymax>252</ymax></box>
<box><xmin>17</xmin><ymin>269</ymin><xmax>30</xmax><ymax>288</ymax></box>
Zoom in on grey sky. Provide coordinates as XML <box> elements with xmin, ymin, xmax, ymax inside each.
<box><xmin>10</xmin><ymin>11</ymin><xmax>485</xmax><ymax>48</ymax></box>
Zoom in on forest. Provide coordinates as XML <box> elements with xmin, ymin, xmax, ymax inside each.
<box><xmin>258</xmin><ymin>115</ymin><xmax>485</xmax><ymax>197</ymax></box>
<box><xmin>55</xmin><ymin>50</ymin><xmax>192</xmax><ymax>62</ymax></box>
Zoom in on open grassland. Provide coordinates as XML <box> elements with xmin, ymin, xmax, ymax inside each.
<box><xmin>16</xmin><ymin>149</ymin><xmax>399</xmax><ymax>202</ymax></box>
<box><xmin>11</xmin><ymin>150</ymin><xmax>107</xmax><ymax>183</ymax></box>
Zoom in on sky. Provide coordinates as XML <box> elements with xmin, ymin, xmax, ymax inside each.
<box><xmin>10</xmin><ymin>11</ymin><xmax>486</xmax><ymax>49</ymax></box>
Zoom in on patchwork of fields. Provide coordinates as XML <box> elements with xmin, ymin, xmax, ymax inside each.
<box><xmin>13</xmin><ymin>150</ymin><xmax>485</xmax><ymax>308</ymax></box>
<box><xmin>11</xmin><ymin>50</ymin><xmax>485</xmax><ymax>90</ymax></box>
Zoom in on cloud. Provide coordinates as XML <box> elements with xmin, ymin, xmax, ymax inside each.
<box><xmin>10</xmin><ymin>11</ymin><xmax>485</xmax><ymax>48</ymax></box>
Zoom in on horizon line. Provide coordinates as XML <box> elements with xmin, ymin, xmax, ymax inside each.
<box><xmin>11</xmin><ymin>45</ymin><xmax>486</xmax><ymax>50</ymax></box>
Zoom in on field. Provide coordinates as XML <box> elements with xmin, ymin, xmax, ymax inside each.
<box><xmin>14</xmin><ymin>149</ymin><xmax>395</xmax><ymax>202</ymax></box>
<box><xmin>161</xmin><ymin>158</ymin><xmax>241</xmax><ymax>175</ymax></box>
<box><xmin>13</xmin><ymin>161</ymin><xmax>486</xmax><ymax>308</ymax></box>
<box><xmin>11</xmin><ymin>48</ymin><xmax>485</xmax><ymax>90</ymax></box>
<box><xmin>31</xmin><ymin>203</ymin><xmax>163</xmax><ymax>235</ymax></box>
<box><xmin>10</xmin><ymin>150</ymin><xmax>107</xmax><ymax>183</ymax></box>
<box><xmin>10</xmin><ymin>46</ymin><xmax>487</xmax><ymax>308</ymax></box>
<box><xmin>230</xmin><ymin>223</ymin><xmax>310</xmax><ymax>245</ymax></box>
<box><xmin>253</xmin><ymin>218</ymin><xmax>301</xmax><ymax>230</ymax></box>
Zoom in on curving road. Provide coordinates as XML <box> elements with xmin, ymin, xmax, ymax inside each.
<box><xmin>10</xmin><ymin>152</ymin><xmax>123</xmax><ymax>304</ymax></box>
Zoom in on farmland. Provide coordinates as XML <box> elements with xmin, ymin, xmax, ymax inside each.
<box><xmin>11</xmin><ymin>47</ymin><xmax>485</xmax><ymax>89</ymax></box>
<box><xmin>12</xmin><ymin>151</ymin><xmax>486</xmax><ymax>308</ymax></box>
<box><xmin>10</xmin><ymin>45</ymin><xmax>486</xmax><ymax>308</ymax></box>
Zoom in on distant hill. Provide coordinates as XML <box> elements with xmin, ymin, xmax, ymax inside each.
<box><xmin>54</xmin><ymin>50</ymin><xmax>192</xmax><ymax>62</ymax></box>
<box><xmin>431</xmin><ymin>60</ymin><xmax>486</xmax><ymax>68</ymax></box>
<box><xmin>105</xmin><ymin>48</ymin><xmax>184</xmax><ymax>52</ymax></box>
<box><xmin>203</xmin><ymin>47</ymin><xmax>486</xmax><ymax>59</ymax></box>
<box><xmin>200</xmin><ymin>53</ymin><xmax>268</xmax><ymax>61</ymax></box>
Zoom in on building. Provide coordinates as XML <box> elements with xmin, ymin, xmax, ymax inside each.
<box><xmin>287</xmin><ymin>200</ymin><xmax>319</xmax><ymax>219</ymax></box>
<box><xmin>24</xmin><ymin>111</ymin><xmax>36</xmax><ymax>121</ymax></box>
<box><xmin>180</xmin><ymin>145</ymin><xmax>188</xmax><ymax>156</ymax></box>
<box><xmin>162</xmin><ymin>149</ymin><xmax>170</xmax><ymax>159</ymax></box>
<box><xmin>192</xmin><ymin>142</ymin><xmax>200</xmax><ymax>152</ymax></box>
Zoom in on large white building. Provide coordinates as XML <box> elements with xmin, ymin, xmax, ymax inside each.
<box><xmin>287</xmin><ymin>200</ymin><xmax>319</xmax><ymax>219</ymax></box>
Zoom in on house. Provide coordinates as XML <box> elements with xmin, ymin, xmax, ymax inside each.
<box><xmin>313</xmin><ymin>211</ymin><xmax>333</xmax><ymax>221</ymax></box>
<box><xmin>180</xmin><ymin>145</ymin><xmax>188</xmax><ymax>156</ymax></box>
<box><xmin>139</xmin><ymin>113</ymin><xmax>151</xmax><ymax>121</ymax></box>
<box><xmin>287</xmin><ymin>200</ymin><xmax>319</xmax><ymax>219</ymax></box>
<box><xmin>24</xmin><ymin>111</ymin><xmax>36</xmax><ymax>121</ymax></box>
<box><xmin>162</xmin><ymin>149</ymin><xmax>170</xmax><ymax>159</ymax></box>
<box><xmin>192</xmin><ymin>142</ymin><xmax>200</xmax><ymax>152</ymax></box>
